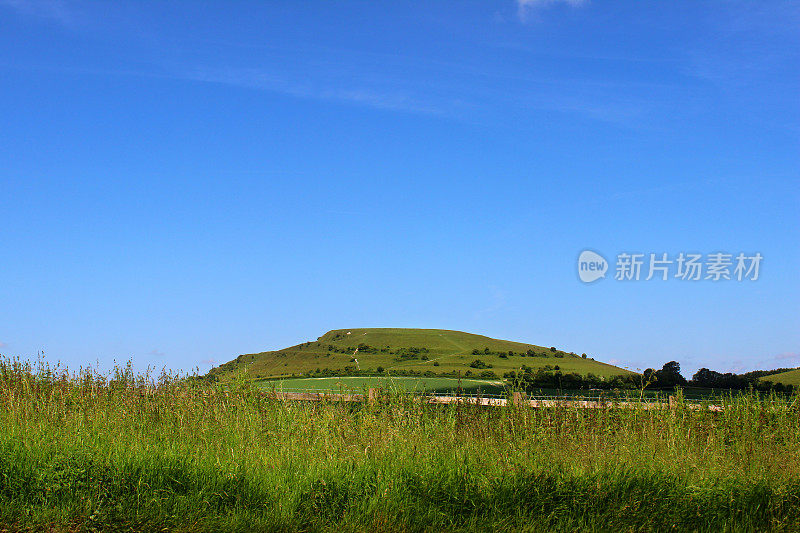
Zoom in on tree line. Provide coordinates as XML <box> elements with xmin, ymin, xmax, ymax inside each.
<box><xmin>504</xmin><ymin>361</ymin><xmax>795</xmax><ymax>393</ymax></box>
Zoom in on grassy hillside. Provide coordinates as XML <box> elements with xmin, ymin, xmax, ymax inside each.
<box><xmin>209</xmin><ymin>328</ymin><xmax>632</xmax><ymax>380</ymax></box>
<box><xmin>761</xmin><ymin>368</ymin><xmax>800</xmax><ymax>387</ymax></box>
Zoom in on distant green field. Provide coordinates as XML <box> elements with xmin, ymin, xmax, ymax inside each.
<box><xmin>211</xmin><ymin>327</ymin><xmax>633</xmax><ymax>380</ymax></box>
<box><xmin>256</xmin><ymin>379</ymin><xmax>780</xmax><ymax>401</ymax></box>
<box><xmin>258</xmin><ymin>376</ymin><xmax>506</xmax><ymax>395</ymax></box>
<box><xmin>762</xmin><ymin>368</ymin><xmax>800</xmax><ymax>387</ymax></box>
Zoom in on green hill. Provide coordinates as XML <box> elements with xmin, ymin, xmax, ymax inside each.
<box><xmin>760</xmin><ymin>368</ymin><xmax>800</xmax><ymax>387</ymax></box>
<box><xmin>208</xmin><ymin>328</ymin><xmax>632</xmax><ymax>381</ymax></box>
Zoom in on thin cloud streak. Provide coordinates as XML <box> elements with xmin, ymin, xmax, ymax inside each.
<box><xmin>0</xmin><ymin>0</ymin><xmax>673</xmax><ymax>126</ymax></box>
<box><xmin>518</xmin><ymin>0</ymin><xmax>587</xmax><ymax>7</ymax></box>
<box><xmin>0</xmin><ymin>0</ymin><xmax>737</xmax><ymax>128</ymax></box>
<box><xmin>517</xmin><ymin>0</ymin><xmax>588</xmax><ymax>22</ymax></box>
<box><xmin>184</xmin><ymin>66</ymin><xmax>447</xmax><ymax>116</ymax></box>
<box><xmin>177</xmin><ymin>62</ymin><xmax>654</xmax><ymax>127</ymax></box>
<box><xmin>0</xmin><ymin>0</ymin><xmax>77</xmax><ymax>27</ymax></box>
<box><xmin>3</xmin><ymin>58</ymin><xmax>666</xmax><ymax>127</ymax></box>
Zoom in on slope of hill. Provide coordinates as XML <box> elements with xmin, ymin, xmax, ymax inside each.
<box><xmin>208</xmin><ymin>328</ymin><xmax>632</xmax><ymax>380</ymax></box>
<box><xmin>760</xmin><ymin>368</ymin><xmax>800</xmax><ymax>387</ymax></box>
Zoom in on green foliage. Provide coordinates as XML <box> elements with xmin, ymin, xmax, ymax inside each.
<box><xmin>506</xmin><ymin>367</ymin><xmax>644</xmax><ymax>391</ymax></box>
<box><xmin>642</xmin><ymin>361</ymin><xmax>688</xmax><ymax>389</ymax></box>
<box><xmin>693</xmin><ymin>367</ymin><xmax>796</xmax><ymax>392</ymax></box>
<box><xmin>0</xmin><ymin>358</ymin><xmax>799</xmax><ymax>531</ymax></box>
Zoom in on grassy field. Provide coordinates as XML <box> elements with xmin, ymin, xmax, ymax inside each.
<box><xmin>258</xmin><ymin>378</ymin><xmax>758</xmax><ymax>400</ymax></box>
<box><xmin>258</xmin><ymin>378</ymin><xmax>765</xmax><ymax>400</ymax></box>
<box><xmin>2</xmin><ymin>361</ymin><xmax>800</xmax><ymax>531</ymax></box>
<box><xmin>763</xmin><ymin>368</ymin><xmax>800</xmax><ymax>387</ymax></box>
<box><xmin>211</xmin><ymin>328</ymin><xmax>632</xmax><ymax>380</ymax></box>
<box><xmin>258</xmin><ymin>376</ymin><xmax>507</xmax><ymax>395</ymax></box>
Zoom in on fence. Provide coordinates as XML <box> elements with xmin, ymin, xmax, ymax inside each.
<box><xmin>265</xmin><ymin>388</ymin><xmax>724</xmax><ymax>411</ymax></box>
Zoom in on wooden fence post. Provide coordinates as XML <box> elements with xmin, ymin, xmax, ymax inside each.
<box><xmin>668</xmin><ymin>395</ymin><xmax>676</xmax><ymax>409</ymax></box>
<box><xmin>513</xmin><ymin>392</ymin><xmax>523</xmax><ymax>407</ymax></box>
<box><xmin>368</xmin><ymin>388</ymin><xmax>377</xmax><ymax>405</ymax></box>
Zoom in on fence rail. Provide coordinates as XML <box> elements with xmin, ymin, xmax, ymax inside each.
<box><xmin>265</xmin><ymin>389</ymin><xmax>724</xmax><ymax>411</ymax></box>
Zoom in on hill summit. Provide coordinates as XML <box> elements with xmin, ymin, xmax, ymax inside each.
<box><xmin>208</xmin><ymin>328</ymin><xmax>631</xmax><ymax>380</ymax></box>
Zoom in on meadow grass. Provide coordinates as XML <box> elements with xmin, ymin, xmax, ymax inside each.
<box><xmin>1</xmin><ymin>360</ymin><xmax>799</xmax><ymax>532</ymax></box>
<box><xmin>256</xmin><ymin>375</ymin><xmax>506</xmax><ymax>395</ymax></box>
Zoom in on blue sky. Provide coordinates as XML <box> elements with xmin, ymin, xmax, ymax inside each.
<box><xmin>1</xmin><ymin>0</ymin><xmax>798</xmax><ymax>377</ymax></box>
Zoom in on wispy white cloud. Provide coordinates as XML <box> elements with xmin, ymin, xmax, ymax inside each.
<box><xmin>4</xmin><ymin>56</ymin><xmax>652</xmax><ymax>126</ymax></box>
<box><xmin>721</xmin><ymin>352</ymin><xmax>800</xmax><ymax>374</ymax></box>
<box><xmin>183</xmin><ymin>66</ymin><xmax>445</xmax><ymax>115</ymax></box>
<box><xmin>518</xmin><ymin>0</ymin><xmax>586</xmax><ymax>7</ymax></box>
<box><xmin>517</xmin><ymin>0</ymin><xmax>587</xmax><ymax>21</ymax></box>
<box><xmin>773</xmin><ymin>352</ymin><xmax>800</xmax><ymax>363</ymax></box>
<box><xmin>473</xmin><ymin>285</ymin><xmax>509</xmax><ymax>319</ymax></box>
<box><xmin>0</xmin><ymin>4</ymin><xmax>664</xmax><ymax>127</ymax></box>
<box><xmin>177</xmin><ymin>58</ymin><xmax>653</xmax><ymax>126</ymax></box>
<box><xmin>0</xmin><ymin>0</ymin><xmax>77</xmax><ymax>27</ymax></box>
<box><xmin>147</xmin><ymin>349</ymin><xmax>165</xmax><ymax>358</ymax></box>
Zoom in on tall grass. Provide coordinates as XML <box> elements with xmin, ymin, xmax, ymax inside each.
<box><xmin>1</xmin><ymin>358</ymin><xmax>799</xmax><ymax>532</ymax></box>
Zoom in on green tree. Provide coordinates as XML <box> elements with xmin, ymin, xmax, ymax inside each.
<box><xmin>654</xmin><ymin>361</ymin><xmax>687</xmax><ymax>388</ymax></box>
